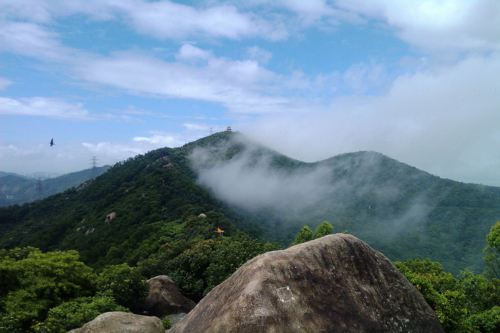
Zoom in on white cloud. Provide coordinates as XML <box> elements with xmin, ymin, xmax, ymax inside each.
<box><xmin>0</xmin><ymin>77</ymin><xmax>12</xmax><ymax>90</ymax></box>
<box><xmin>2</xmin><ymin>0</ymin><xmax>497</xmax><ymax>54</ymax></box>
<box><xmin>244</xmin><ymin>53</ymin><xmax>500</xmax><ymax>185</ymax></box>
<box><xmin>80</xmin><ymin>132</ymin><xmax>188</xmax><ymax>167</ymax></box>
<box><xmin>279</xmin><ymin>0</ymin><xmax>336</xmax><ymax>23</ymax></box>
<box><xmin>0</xmin><ymin>96</ymin><xmax>89</xmax><ymax>119</ymax></box>
<box><xmin>246</xmin><ymin>46</ymin><xmax>272</xmax><ymax>64</ymax></box>
<box><xmin>334</xmin><ymin>0</ymin><xmax>500</xmax><ymax>52</ymax></box>
<box><xmin>176</xmin><ymin>43</ymin><xmax>211</xmax><ymax>61</ymax></box>
<box><xmin>0</xmin><ymin>20</ymin><xmax>297</xmax><ymax>115</ymax></box>
<box><xmin>0</xmin><ymin>143</ymin><xmax>97</xmax><ymax>175</ymax></box>
<box><xmin>0</xmin><ymin>130</ymin><xmax>190</xmax><ymax>175</ymax></box>
<box><xmin>77</xmin><ymin>50</ymin><xmax>295</xmax><ymax>114</ymax></box>
<box><xmin>183</xmin><ymin>123</ymin><xmax>211</xmax><ymax>131</ymax></box>
<box><xmin>0</xmin><ymin>21</ymin><xmax>70</xmax><ymax>61</ymax></box>
<box><xmin>0</xmin><ymin>0</ymin><xmax>287</xmax><ymax>41</ymax></box>
<box><xmin>113</xmin><ymin>0</ymin><xmax>286</xmax><ymax>40</ymax></box>
<box><xmin>81</xmin><ymin>141</ymin><xmax>144</xmax><ymax>157</ymax></box>
<box><xmin>132</xmin><ymin>134</ymin><xmax>182</xmax><ymax>147</ymax></box>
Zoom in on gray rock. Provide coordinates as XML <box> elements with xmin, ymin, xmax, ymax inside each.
<box><xmin>170</xmin><ymin>234</ymin><xmax>443</xmax><ymax>333</ymax></box>
<box><xmin>144</xmin><ymin>275</ymin><xmax>196</xmax><ymax>317</ymax></box>
<box><xmin>69</xmin><ymin>311</ymin><xmax>164</xmax><ymax>333</ymax></box>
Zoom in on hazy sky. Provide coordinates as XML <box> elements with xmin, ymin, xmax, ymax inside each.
<box><xmin>0</xmin><ymin>1</ymin><xmax>499</xmax><ymax>185</ymax></box>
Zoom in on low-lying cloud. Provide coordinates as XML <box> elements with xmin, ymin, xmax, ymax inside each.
<box><xmin>189</xmin><ymin>135</ymin><xmax>438</xmax><ymax>239</ymax></box>
<box><xmin>241</xmin><ymin>53</ymin><xmax>500</xmax><ymax>186</ymax></box>
<box><xmin>189</xmin><ymin>136</ymin><xmax>333</xmax><ymax>216</ymax></box>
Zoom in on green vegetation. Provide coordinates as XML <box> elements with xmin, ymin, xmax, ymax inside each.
<box><xmin>0</xmin><ymin>133</ymin><xmax>500</xmax><ymax>331</ymax></box>
<box><xmin>0</xmin><ymin>227</ymin><xmax>276</xmax><ymax>330</ymax></box>
<box><xmin>314</xmin><ymin>220</ymin><xmax>333</xmax><ymax>238</ymax></box>
<box><xmin>1</xmin><ymin>132</ymin><xmax>500</xmax><ymax>274</ymax></box>
<box><xmin>33</xmin><ymin>296</ymin><xmax>126</xmax><ymax>333</ymax></box>
<box><xmin>162</xmin><ymin>317</ymin><xmax>172</xmax><ymax>329</ymax></box>
<box><xmin>292</xmin><ymin>221</ymin><xmax>333</xmax><ymax>245</ymax></box>
<box><xmin>396</xmin><ymin>260</ymin><xmax>499</xmax><ymax>332</ymax></box>
<box><xmin>95</xmin><ymin>264</ymin><xmax>147</xmax><ymax>312</ymax></box>
<box><xmin>0</xmin><ymin>247</ymin><xmax>98</xmax><ymax>332</ymax></box>
<box><xmin>485</xmin><ymin>221</ymin><xmax>500</xmax><ymax>278</ymax></box>
<box><xmin>292</xmin><ymin>225</ymin><xmax>313</xmax><ymax>245</ymax></box>
<box><xmin>395</xmin><ymin>224</ymin><xmax>500</xmax><ymax>332</ymax></box>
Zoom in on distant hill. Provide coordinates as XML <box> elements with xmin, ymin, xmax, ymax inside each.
<box><xmin>0</xmin><ymin>132</ymin><xmax>498</xmax><ymax>273</ymax></box>
<box><xmin>0</xmin><ymin>166</ymin><xmax>110</xmax><ymax>206</ymax></box>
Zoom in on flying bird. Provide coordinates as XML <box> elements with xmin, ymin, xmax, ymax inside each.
<box><xmin>50</xmin><ymin>138</ymin><xmax>55</xmax><ymax>147</ymax></box>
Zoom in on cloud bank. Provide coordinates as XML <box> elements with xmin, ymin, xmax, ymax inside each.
<box><xmin>242</xmin><ymin>53</ymin><xmax>500</xmax><ymax>185</ymax></box>
<box><xmin>188</xmin><ymin>135</ymin><xmax>438</xmax><ymax>239</ymax></box>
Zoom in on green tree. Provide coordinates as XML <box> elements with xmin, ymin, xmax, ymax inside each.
<box><xmin>466</xmin><ymin>306</ymin><xmax>500</xmax><ymax>333</ymax></box>
<box><xmin>314</xmin><ymin>221</ymin><xmax>333</xmax><ymax>238</ymax></box>
<box><xmin>0</xmin><ymin>248</ymin><xmax>95</xmax><ymax>332</ymax></box>
<box><xmin>293</xmin><ymin>225</ymin><xmax>313</xmax><ymax>245</ymax></box>
<box><xmin>485</xmin><ymin>221</ymin><xmax>500</xmax><ymax>278</ymax></box>
<box><xmin>396</xmin><ymin>259</ymin><xmax>500</xmax><ymax>333</ymax></box>
<box><xmin>96</xmin><ymin>264</ymin><xmax>147</xmax><ymax>312</ymax></box>
<box><xmin>164</xmin><ymin>236</ymin><xmax>278</xmax><ymax>300</ymax></box>
<box><xmin>33</xmin><ymin>296</ymin><xmax>126</xmax><ymax>333</ymax></box>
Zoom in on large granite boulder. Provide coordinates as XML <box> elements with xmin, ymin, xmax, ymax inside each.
<box><xmin>69</xmin><ymin>311</ymin><xmax>163</xmax><ymax>333</ymax></box>
<box><xmin>144</xmin><ymin>275</ymin><xmax>196</xmax><ymax>317</ymax></box>
<box><xmin>170</xmin><ymin>234</ymin><xmax>443</xmax><ymax>333</ymax></box>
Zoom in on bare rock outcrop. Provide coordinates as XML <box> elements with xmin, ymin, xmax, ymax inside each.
<box><xmin>69</xmin><ymin>311</ymin><xmax>164</xmax><ymax>333</ymax></box>
<box><xmin>170</xmin><ymin>234</ymin><xmax>443</xmax><ymax>333</ymax></box>
<box><xmin>144</xmin><ymin>275</ymin><xmax>196</xmax><ymax>317</ymax></box>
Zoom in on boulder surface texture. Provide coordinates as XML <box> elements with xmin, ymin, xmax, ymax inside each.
<box><xmin>144</xmin><ymin>275</ymin><xmax>196</xmax><ymax>317</ymax></box>
<box><xmin>69</xmin><ymin>311</ymin><xmax>164</xmax><ymax>333</ymax></box>
<box><xmin>170</xmin><ymin>234</ymin><xmax>443</xmax><ymax>333</ymax></box>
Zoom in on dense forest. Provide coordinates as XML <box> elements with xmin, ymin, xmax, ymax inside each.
<box><xmin>0</xmin><ymin>221</ymin><xmax>498</xmax><ymax>332</ymax></box>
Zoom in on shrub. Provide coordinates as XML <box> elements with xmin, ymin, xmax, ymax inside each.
<box><xmin>96</xmin><ymin>264</ymin><xmax>147</xmax><ymax>312</ymax></box>
<box><xmin>33</xmin><ymin>296</ymin><xmax>126</xmax><ymax>333</ymax></box>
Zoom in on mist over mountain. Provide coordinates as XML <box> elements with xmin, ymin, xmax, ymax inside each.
<box><xmin>189</xmin><ymin>132</ymin><xmax>500</xmax><ymax>272</ymax></box>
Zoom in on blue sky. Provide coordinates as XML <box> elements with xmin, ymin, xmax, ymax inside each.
<box><xmin>0</xmin><ymin>0</ymin><xmax>500</xmax><ymax>185</ymax></box>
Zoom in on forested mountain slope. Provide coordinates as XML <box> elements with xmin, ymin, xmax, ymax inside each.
<box><xmin>0</xmin><ymin>131</ymin><xmax>499</xmax><ymax>273</ymax></box>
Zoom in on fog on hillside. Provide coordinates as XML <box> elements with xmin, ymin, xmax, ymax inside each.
<box><xmin>189</xmin><ymin>135</ymin><xmax>437</xmax><ymax>239</ymax></box>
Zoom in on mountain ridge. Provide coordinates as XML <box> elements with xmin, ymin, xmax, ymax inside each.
<box><xmin>0</xmin><ymin>166</ymin><xmax>110</xmax><ymax>207</ymax></box>
<box><xmin>0</xmin><ymin>131</ymin><xmax>498</xmax><ymax>274</ymax></box>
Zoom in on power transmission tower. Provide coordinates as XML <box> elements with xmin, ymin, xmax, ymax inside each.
<box><xmin>91</xmin><ymin>156</ymin><xmax>98</xmax><ymax>177</ymax></box>
<box><xmin>91</xmin><ymin>156</ymin><xmax>98</xmax><ymax>169</ymax></box>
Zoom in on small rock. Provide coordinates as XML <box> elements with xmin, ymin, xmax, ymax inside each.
<box><xmin>105</xmin><ymin>212</ymin><xmax>117</xmax><ymax>223</ymax></box>
<box><xmin>69</xmin><ymin>311</ymin><xmax>164</xmax><ymax>333</ymax></box>
<box><xmin>144</xmin><ymin>275</ymin><xmax>196</xmax><ymax>317</ymax></box>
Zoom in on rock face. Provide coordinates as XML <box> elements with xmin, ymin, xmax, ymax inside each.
<box><xmin>170</xmin><ymin>234</ymin><xmax>443</xmax><ymax>333</ymax></box>
<box><xmin>144</xmin><ymin>275</ymin><xmax>196</xmax><ymax>317</ymax></box>
<box><xmin>69</xmin><ymin>312</ymin><xmax>164</xmax><ymax>333</ymax></box>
